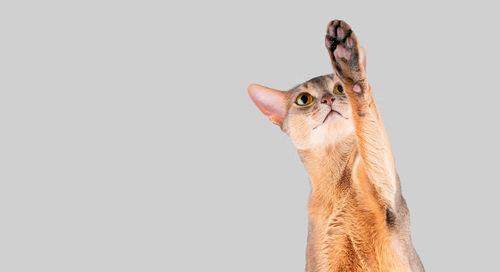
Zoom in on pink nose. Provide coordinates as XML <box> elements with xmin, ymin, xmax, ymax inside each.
<box><xmin>321</xmin><ymin>94</ymin><xmax>334</xmax><ymax>106</ymax></box>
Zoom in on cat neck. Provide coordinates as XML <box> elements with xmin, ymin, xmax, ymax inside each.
<box><xmin>298</xmin><ymin>135</ymin><xmax>357</xmax><ymax>211</ymax></box>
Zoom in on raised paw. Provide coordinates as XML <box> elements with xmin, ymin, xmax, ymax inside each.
<box><xmin>325</xmin><ymin>20</ymin><xmax>366</xmax><ymax>91</ymax></box>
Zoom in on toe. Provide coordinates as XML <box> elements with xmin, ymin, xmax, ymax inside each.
<box><xmin>337</xmin><ymin>27</ymin><xmax>344</xmax><ymax>39</ymax></box>
<box><xmin>328</xmin><ymin>24</ymin><xmax>336</xmax><ymax>37</ymax></box>
<box><xmin>346</xmin><ymin>37</ymin><xmax>353</xmax><ymax>48</ymax></box>
<box><xmin>325</xmin><ymin>36</ymin><xmax>332</xmax><ymax>49</ymax></box>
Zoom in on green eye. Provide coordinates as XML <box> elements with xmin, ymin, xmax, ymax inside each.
<box><xmin>334</xmin><ymin>84</ymin><xmax>345</xmax><ymax>95</ymax></box>
<box><xmin>295</xmin><ymin>93</ymin><xmax>313</xmax><ymax>106</ymax></box>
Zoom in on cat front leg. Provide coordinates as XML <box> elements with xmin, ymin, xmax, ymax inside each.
<box><xmin>325</xmin><ymin>20</ymin><xmax>398</xmax><ymax>209</ymax></box>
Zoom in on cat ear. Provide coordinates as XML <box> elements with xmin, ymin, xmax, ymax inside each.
<box><xmin>360</xmin><ymin>46</ymin><xmax>367</xmax><ymax>70</ymax></box>
<box><xmin>247</xmin><ymin>84</ymin><xmax>286</xmax><ymax>126</ymax></box>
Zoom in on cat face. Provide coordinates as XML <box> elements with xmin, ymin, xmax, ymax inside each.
<box><xmin>248</xmin><ymin>74</ymin><xmax>354</xmax><ymax>150</ymax></box>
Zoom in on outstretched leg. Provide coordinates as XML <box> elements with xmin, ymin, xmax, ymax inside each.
<box><xmin>325</xmin><ymin>20</ymin><xmax>398</xmax><ymax>209</ymax></box>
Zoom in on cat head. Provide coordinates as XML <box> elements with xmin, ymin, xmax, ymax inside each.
<box><xmin>248</xmin><ymin>74</ymin><xmax>355</xmax><ymax>150</ymax></box>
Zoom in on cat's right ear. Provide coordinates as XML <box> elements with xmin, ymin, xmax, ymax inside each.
<box><xmin>247</xmin><ymin>84</ymin><xmax>286</xmax><ymax>126</ymax></box>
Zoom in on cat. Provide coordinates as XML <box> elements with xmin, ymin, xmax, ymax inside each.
<box><xmin>247</xmin><ymin>20</ymin><xmax>424</xmax><ymax>272</ymax></box>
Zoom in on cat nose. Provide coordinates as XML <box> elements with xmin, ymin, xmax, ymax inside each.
<box><xmin>321</xmin><ymin>94</ymin><xmax>334</xmax><ymax>106</ymax></box>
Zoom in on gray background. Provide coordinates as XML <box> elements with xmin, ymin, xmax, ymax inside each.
<box><xmin>1</xmin><ymin>0</ymin><xmax>499</xmax><ymax>271</ymax></box>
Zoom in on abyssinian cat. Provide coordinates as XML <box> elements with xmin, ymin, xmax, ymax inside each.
<box><xmin>247</xmin><ymin>20</ymin><xmax>424</xmax><ymax>272</ymax></box>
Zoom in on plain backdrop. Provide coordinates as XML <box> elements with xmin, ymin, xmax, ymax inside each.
<box><xmin>1</xmin><ymin>0</ymin><xmax>499</xmax><ymax>271</ymax></box>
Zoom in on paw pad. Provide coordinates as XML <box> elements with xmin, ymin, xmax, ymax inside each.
<box><xmin>325</xmin><ymin>20</ymin><xmax>365</xmax><ymax>85</ymax></box>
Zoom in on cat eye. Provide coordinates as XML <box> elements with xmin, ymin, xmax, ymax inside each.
<box><xmin>334</xmin><ymin>83</ymin><xmax>345</xmax><ymax>95</ymax></box>
<box><xmin>295</xmin><ymin>93</ymin><xmax>314</xmax><ymax>106</ymax></box>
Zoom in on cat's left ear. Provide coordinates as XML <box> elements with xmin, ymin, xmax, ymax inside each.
<box><xmin>360</xmin><ymin>46</ymin><xmax>367</xmax><ymax>70</ymax></box>
<box><xmin>247</xmin><ymin>84</ymin><xmax>286</xmax><ymax>126</ymax></box>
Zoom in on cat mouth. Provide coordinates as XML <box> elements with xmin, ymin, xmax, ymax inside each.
<box><xmin>313</xmin><ymin>110</ymin><xmax>347</xmax><ymax>130</ymax></box>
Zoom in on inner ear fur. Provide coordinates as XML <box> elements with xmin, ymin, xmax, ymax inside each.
<box><xmin>247</xmin><ymin>84</ymin><xmax>286</xmax><ymax>126</ymax></box>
